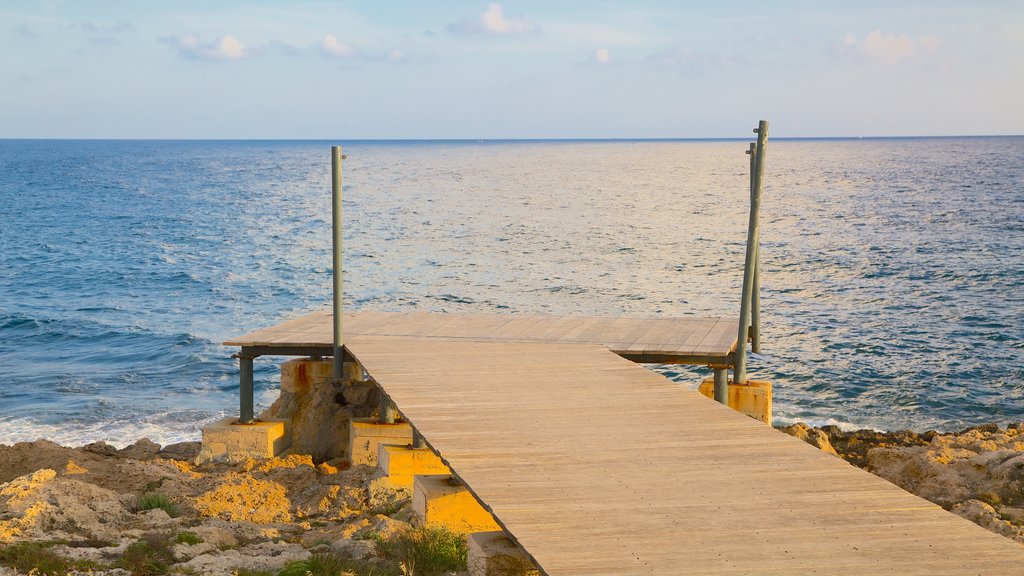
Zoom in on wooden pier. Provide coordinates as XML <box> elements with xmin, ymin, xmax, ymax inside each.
<box><xmin>226</xmin><ymin>311</ymin><xmax>1024</xmax><ymax>574</ymax></box>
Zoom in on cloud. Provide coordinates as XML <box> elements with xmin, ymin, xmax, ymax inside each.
<box><xmin>645</xmin><ymin>47</ymin><xmax>741</xmax><ymax>73</ymax></box>
<box><xmin>594</xmin><ymin>48</ymin><xmax>611</xmax><ymax>64</ymax></box>
<box><xmin>320</xmin><ymin>34</ymin><xmax>358</xmax><ymax>59</ymax></box>
<box><xmin>834</xmin><ymin>30</ymin><xmax>941</xmax><ymax>64</ymax></box>
<box><xmin>168</xmin><ymin>34</ymin><xmax>252</xmax><ymax>61</ymax></box>
<box><xmin>449</xmin><ymin>3</ymin><xmax>539</xmax><ymax>35</ymax></box>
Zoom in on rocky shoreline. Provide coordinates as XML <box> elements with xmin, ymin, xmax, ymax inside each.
<box><xmin>2</xmin><ymin>422</ymin><xmax>1024</xmax><ymax>574</ymax></box>
<box><xmin>778</xmin><ymin>421</ymin><xmax>1024</xmax><ymax>543</ymax></box>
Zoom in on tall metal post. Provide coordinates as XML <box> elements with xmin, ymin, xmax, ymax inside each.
<box><xmin>735</xmin><ymin>121</ymin><xmax>769</xmax><ymax>384</ymax></box>
<box><xmin>331</xmin><ymin>147</ymin><xmax>344</xmax><ymax>380</ymax></box>
<box><xmin>749</xmin><ymin>142</ymin><xmax>762</xmax><ymax>354</ymax></box>
<box><xmin>713</xmin><ymin>367</ymin><xmax>729</xmax><ymax>404</ymax></box>
<box><xmin>238</xmin><ymin>353</ymin><xmax>255</xmax><ymax>424</ymax></box>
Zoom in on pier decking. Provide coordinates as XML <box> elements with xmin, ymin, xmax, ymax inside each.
<box><xmin>226</xmin><ymin>310</ymin><xmax>740</xmax><ymax>365</ymax></box>
<box><xmin>226</xmin><ymin>313</ymin><xmax>1024</xmax><ymax>574</ymax></box>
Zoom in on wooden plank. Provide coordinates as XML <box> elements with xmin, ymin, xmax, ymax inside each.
<box><xmin>346</xmin><ymin>336</ymin><xmax>1024</xmax><ymax>575</ymax></box>
<box><xmin>226</xmin><ymin>311</ymin><xmax>740</xmax><ymax>362</ymax></box>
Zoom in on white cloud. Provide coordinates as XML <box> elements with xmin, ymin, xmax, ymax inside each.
<box><xmin>449</xmin><ymin>3</ymin><xmax>539</xmax><ymax>35</ymax></box>
<box><xmin>835</xmin><ymin>30</ymin><xmax>942</xmax><ymax>65</ymax></box>
<box><xmin>594</xmin><ymin>48</ymin><xmax>611</xmax><ymax>64</ymax></box>
<box><xmin>169</xmin><ymin>34</ymin><xmax>251</xmax><ymax>61</ymax></box>
<box><xmin>320</xmin><ymin>34</ymin><xmax>357</xmax><ymax>59</ymax></box>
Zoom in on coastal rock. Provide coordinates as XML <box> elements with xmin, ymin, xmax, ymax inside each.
<box><xmin>778</xmin><ymin>423</ymin><xmax>838</xmax><ymax>456</ymax></box>
<box><xmin>193</xmin><ymin>472</ymin><xmax>293</xmax><ymax>524</ymax></box>
<box><xmin>952</xmin><ymin>499</ymin><xmax>1024</xmax><ymax>542</ymax></box>
<box><xmin>118</xmin><ymin>438</ymin><xmax>161</xmax><ymax>461</ymax></box>
<box><xmin>182</xmin><ymin>541</ymin><xmax>309</xmax><ymax>575</ymax></box>
<box><xmin>0</xmin><ymin>472</ymin><xmax>131</xmax><ymax>542</ymax></box>
<box><xmin>159</xmin><ymin>441</ymin><xmax>202</xmax><ymax>461</ymax></box>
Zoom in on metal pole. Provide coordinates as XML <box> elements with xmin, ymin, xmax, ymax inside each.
<box><xmin>331</xmin><ymin>146</ymin><xmax>344</xmax><ymax>381</ymax></box>
<box><xmin>379</xmin><ymin>394</ymin><xmax>396</xmax><ymax>424</ymax></box>
<box><xmin>749</xmin><ymin>142</ymin><xmax>762</xmax><ymax>354</ymax></box>
<box><xmin>735</xmin><ymin>120</ymin><xmax>769</xmax><ymax>384</ymax></box>
<box><xmin>713</xmin><ymin>367</ymin><xmax>729</xmax><ymax>405</ymax></box>
<box><xmin>238</xmin><ymin>353</ymin><xmax>255</xmax><ymax>424</ymax></box>
<box><xmin>412</xmin><ymin>430</ymin><xmax>426</xmax><ymax>449</ymax></box>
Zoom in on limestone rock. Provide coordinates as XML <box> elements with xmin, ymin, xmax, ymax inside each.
<box><xmin>182</xmin><ymin>541</ymin><xmax>309</xmax><ymax>575</ymax></box>
<box><xmin>159</xmin><ymin>441</ymin><xmax>202</xmax><ymax>461</ymax></box>
<box><xmin>119</xmin><ymin>438</ymin><xmax>161</xmax><ymax>460</ymax></box>
<box><xmin>193</xmin><ymin>472</ymin><xmax>292</xmax><ymax>524</ymax></box>
<box><xmin>778</xmin><ymin>423</ymin><xmax>838</xmax><ymax>456</ymax></box>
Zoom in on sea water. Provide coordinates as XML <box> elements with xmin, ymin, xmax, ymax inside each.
<box><xmin>0</xmin><ymin>138</ymin><xmax>1021</xmax><ymax>446</ymax></box>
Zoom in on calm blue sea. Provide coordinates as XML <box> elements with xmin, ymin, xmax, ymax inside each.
<box><xmin>1</xmin><ymin>138</ymin><xmax>1022</xmax><ymax>446</ymax></box>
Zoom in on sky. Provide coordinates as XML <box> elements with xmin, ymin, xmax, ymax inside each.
<box><xmin>2</xmin><ymin>1</ymin><xmax>1022</xmax><ymax>139</ymax></box>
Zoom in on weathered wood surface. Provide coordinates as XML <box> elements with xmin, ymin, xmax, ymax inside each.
<box><xmin>225</xmin><ymin>310</ymin><xmax>739</xmax><ymax>364</ymax></box>
<box><xmin>344</xmin><ymin>336</ymin><xmax>1024</xmax><ymax>575</ymax></box>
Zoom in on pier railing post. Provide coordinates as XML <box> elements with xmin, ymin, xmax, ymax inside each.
<box><xmin>237</xmin><ymin>351</ymin><xmax>255</xmax><ymax>424</ymax></box>
<box><xmin>749</xmin><ymin>142</ymin><xmax>761</xmax><ymax>354</ymax></box>
<box><xmin>331</xmin><ymin>146</ymin><xmax>345</xmax><ymax>381</ymax></box>
<box><xmin>735</xmin><ymin>120</ymin><xmax>769</xmax><ymax>385</ymax></box>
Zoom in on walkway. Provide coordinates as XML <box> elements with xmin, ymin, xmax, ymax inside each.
<box><xmin>226</xmin><ymin>310</ymin><xmax>740</xmax><ymax>365</ymax></box>
<box><xmin>343</xmin><ymin>334</ymin><xmax>1024</xmax><ymax>575</ymax></box>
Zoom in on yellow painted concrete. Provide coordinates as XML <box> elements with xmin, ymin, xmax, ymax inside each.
<box><xmin>201</xmin><ymin>417</ymin><xmax>291</xmax><ymax>459</ymax></box>
<box><xmin>349</xmin><ymin>417</ymin><xmax>413</xmax><ymax>466</ymax></box>
<box><xmin>378</xmin><ymin>444</ymin><xmax>451</xmax><ymax>489</ymax></box>
<box><xmin>280</xmin><ymin>358</ymin><xmax>333</xmax><ymax>395</ymax></box>
<box><xmin>698</xmin><ymin>378</ymin><xmax>772</xmax><ymax>424</ymax></box>
<box><xmin>413</xmin><ymin>474</ymin><xmax>501</xmax><ymax>534</ymax></box>
<box><xmin>468</xmin><ymin>531</ymin><xmax>540</xmax><ymax>576</ymax></box>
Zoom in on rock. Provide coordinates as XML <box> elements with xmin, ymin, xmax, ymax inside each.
<box><xmin>119</xmin><ymin>438</ymin><xmax>161</xmax><ymax>460</ymax></box>
<box><xmin>82</xmin><ymin>441</ymin><xmax>119</xmax><ymax>457</ymax></box>
<box><xmin>171</xmin><ymin>541</ymin><xmax>218</xmax><ymax>562</ymax></box>
<box><xmin>159</xmin><ymin>441</ymin><xmax>202</xmax><ymax>461</ymax></box>
<box><xmin>192</xmin><ymin>522</ymin><xmax>239</xmax><ymax>548</ymax></box>
<box><xmin>64</xmin><ymin>460</ymin><xmax>88</xmax><ymax>475</ymax></box>
<box><xmin>0</xmin><ymin>474</ymin><xmax>132</xmax><ymax>542</ymax></box>
<box><xmin>182</xmin><ymin>541</ymin><xmax>309</xmax><ymax>575</ymax></box>
<box><xmin>952</xmin><ymin>499</ymin><xmax>1024</xmax><ymax>541</ymax></box>
<box><xmin>136</xmin><ymin>508</ymin><xmax>179</xmax><ymax>529</ymax></box>
<box><xmin>0</xmin><ymin>468</ymin><xmax>57</xmax><ymax>508</ymax></box>
<box><xmin>333</xmin><ymin>538</ymin><xmax>376</xmax><ymax>561</ymax></box>
<box><xmin>778</xmin><ymin>423</ymin><xmax>839</xmax><ymax>456</ymax></box>
<box><xmin>193</xmin><ymin>472</ymin><xmax>293</xmax><ymax>524</ymax></box>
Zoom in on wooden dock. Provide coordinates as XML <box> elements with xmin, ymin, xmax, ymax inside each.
<box><xmin>346</xmin><ymin>335</ymin><xmax>1024</xmax><ymax>575</ymax></box>
<box><xmin>227</xmin><ymin>311</ymin><xmax>1024</xmax><ymax>574</ymax></box>
<box><xmin>226</xmin><ymin>310</ymin><xmax>740</xmax><ymax>365</ymax></box>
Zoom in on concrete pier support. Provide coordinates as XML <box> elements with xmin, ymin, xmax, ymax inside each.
<box><xmin>698</xmin><ymin>377</ymin><xmax>772</xmax><ymax>424</ymax></box>
<box><xmin>412</xmin><ymin>474</ymin><xmax>501</xmax><ymax>534</ymax></box>
<box><xmin>377</xmin><ymin>444</ymin><xmax>451</xmax><ymax>489</ymax></box>
<box><xmin>468</xmin><ymin>531</ymin><xmax>540</xmax><ymax>576</ymax></box>
<box><xmin>349</xmin><ymin>418</ymin><xmax>413</xmax><ymax>466</ymax></box>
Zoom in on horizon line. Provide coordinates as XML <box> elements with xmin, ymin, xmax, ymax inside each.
<box><xmin>2</xmin><ymin>134</ymin><xmax>1022</xmax><ymax>142</ymax></box>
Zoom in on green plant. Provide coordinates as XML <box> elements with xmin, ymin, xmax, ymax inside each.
<box><xmin>376</xmin><ymin>526</ymin><xmax>467</xmax><ymax>576</ymax></box>
<box><xmin>116</xmin><ymin>538</ymin><xmax>174</xmax><ymax>576</ymax></box>
<box><xmin>230</xmin><ymin>569</ymin><xmax>274</xmax><ymax>576</ymax></box>
<box><xmin>136</xmin><ymin>492</ymin><xmax>181</xmax><ymax>518</ymax></box>
<box><xmin>175</xmin><ymin>531</ymin><xmax>204</xmax><ymax>545</ymax></box>
<box><xmin>0</xmin><ymin>541</ymin><xmax>97</xmax><ymax>576</ymax></box>
<box><xmin>277</xmin><ymin>552</ymin><xmax>400</xmax><ymax>576</ymax></box>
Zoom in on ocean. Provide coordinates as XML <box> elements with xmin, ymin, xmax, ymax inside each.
<box><xmin>1</xmin><ymin>138</ymin><xmax>1022</xmax><ymax>447</ymax></box>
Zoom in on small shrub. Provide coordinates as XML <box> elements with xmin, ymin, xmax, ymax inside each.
<box><xmin>136</xmin><ymin>492</ymin><xmax>181</xmax><ymax>518</ymax></box>
<box><xmin>116</xmin><ymin>538</ymin><xmax>174</xmax><ymax>576</ymax></box>
<box><xmin>230</xmin><ymin>569</ymin><xmax>274</xmax><ymax>576</ymax></box>
<box><xmin>376</xmin><ymin>525</ymin><xmax>467</xmax><ymax>576</ymax></box>
<box><xmin>175</xmin><ymin>531</ymin><xmax>204</xmax><ymax>545</ymax></box>
<box><xmin>0</xmin><ymin>541</ymin><xmax>97</xmax><ymax>575</ymax></box>
<box><xmin>278</xmin><ymin>552</ymin><xmax>399</xmax><ymax>576</ymax></box>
